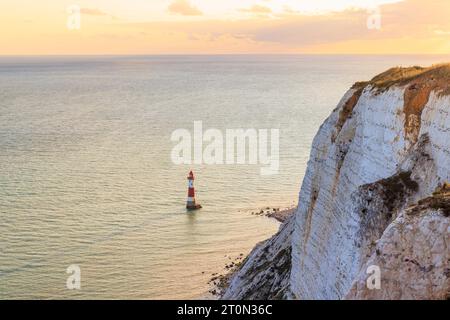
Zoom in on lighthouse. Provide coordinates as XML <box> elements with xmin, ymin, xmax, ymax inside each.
<box><xmin>186</xmin><ymin>171</ymin><xmax>202</xmax><ymax>210</ymax></box>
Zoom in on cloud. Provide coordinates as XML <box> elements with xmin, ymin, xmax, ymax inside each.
<box><xmin>80</xmin><ymin>8</ymin><xmax>108</xmax><ymax>16</ymax></box>
<box><xmin>239</xmin><ymin>5</ymin><xmax>272</xmax><ymax>14</ymax></box>
<box><xmin>434</xmin><ymin>30</ymin><xmax>450</xmax><ymax>36</ymax></box>
<box><xmin>250</xmin><ymin>10</ymin><xmax>369</xmax><ymax>45</ymax></box>
<box><xmin>188</xmin><ymin>32</ymin><xmax>253</xmax><ymax>43</ymax></box>
<box><xmin>235</xmin><ymin>0</ymin><xmax>450</xmax><ymax>48</ymax></box>
<box><xmin>168</xmin><ymin>0</ymin><xmax>203</xmax><ymax>16</ymax></box>
<box><xmin>119</xmin><ymin>0</ymin><xmax>450</xmax><ymax>54</ymax></box>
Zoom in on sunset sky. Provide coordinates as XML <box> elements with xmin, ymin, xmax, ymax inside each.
<box><xmin>1</xmin><ymin>0</ymin><xmax>450</xmax><ymax>55</ymax></box>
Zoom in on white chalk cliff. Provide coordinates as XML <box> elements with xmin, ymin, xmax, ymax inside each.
<box><xmin>223</xmin><ymin>65</ymin><xmax>450</xmax><ymax>300</ymax></box>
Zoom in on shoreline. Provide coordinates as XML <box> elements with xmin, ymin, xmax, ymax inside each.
<box><xmin>253</xmin><ymin>206</ymin><xmax>297</xmax><ymax>223</ymax></box>
<box><xmin>207</xmin><ymin>206</ymin><xmax>297</xmax><ymax>297</ymax></box>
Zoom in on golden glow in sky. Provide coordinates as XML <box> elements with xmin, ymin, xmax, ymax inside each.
<box><xmin>1</xmin><ymin>0</ymin><xmax>450</xmax><ymax>54</ymax></box>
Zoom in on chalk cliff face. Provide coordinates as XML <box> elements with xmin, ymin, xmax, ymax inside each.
<box><xmin>223</xmin><ymin>65</ymin><xmax>450</xmax><ymax>300</ymax></box>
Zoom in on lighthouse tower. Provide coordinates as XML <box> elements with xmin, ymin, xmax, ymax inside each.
<box><xmin>187</xmin><ymin>171</ymin><xmax>202</xmax><ymax>210</ymax></box>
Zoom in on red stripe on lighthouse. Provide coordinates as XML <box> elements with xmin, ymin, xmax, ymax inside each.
<box><xmin>186</xmin><ymin>170</ymin><xmax>201</xmax><ymax>210</ymax></box>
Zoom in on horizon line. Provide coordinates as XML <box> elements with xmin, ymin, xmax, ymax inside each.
<box><xmin>1</xmin><ymin>53</ymin><xmax>450</xmax><ymax>57</ymax></box>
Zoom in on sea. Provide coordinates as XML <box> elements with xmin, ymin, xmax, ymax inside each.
<box><xmin>1</xmin><ymin>55</ymin><xmax>449</xmax><ymax>299</ymax></box>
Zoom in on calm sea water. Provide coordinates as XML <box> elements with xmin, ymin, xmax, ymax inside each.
<box><xmin>1</xmin><ymin>55</ymin><xmax>449</xmax><ymax>299</ymax></box>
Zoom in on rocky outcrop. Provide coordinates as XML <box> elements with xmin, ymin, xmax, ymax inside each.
<box><xmin>222</xmin><ymin>215</ymin><xmax>294</xmax><ymax>300</ymax></box>
<box><xmin>346</xmin><ymin>184</ymin><xmax>450</xmax><ymax>300</ymax></box>
<box><xmin>223</xmin><ymin>65</ymin><xmax>450</xmax><ymax>300</ymax></box>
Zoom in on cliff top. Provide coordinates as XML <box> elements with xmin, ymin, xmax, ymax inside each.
<box><xmin>353</xmin><ymin>63</ymin><xmax>450</xmax><ymax>96</ymax></box>
<box><xmin>343</xmin><ymin>64</ymin><xmax>450</xmax><ymax>144</ymax></box>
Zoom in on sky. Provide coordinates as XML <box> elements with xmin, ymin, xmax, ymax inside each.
<box><xmin>1</xmin><ymin>0</ymin><xmax>450</xmax><ymax>55</ymax></box>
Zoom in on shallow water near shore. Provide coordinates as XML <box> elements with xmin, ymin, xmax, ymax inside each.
<box><xmin>1</xmin><ymin>55</ymin><xmax>449</xmax><ymax>299</ymax></box>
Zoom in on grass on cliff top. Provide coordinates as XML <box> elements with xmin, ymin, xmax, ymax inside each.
<box><xmin>352</xmin><ymin>63</ymin><xmax>450</xmax><ymax>94</ymax></box>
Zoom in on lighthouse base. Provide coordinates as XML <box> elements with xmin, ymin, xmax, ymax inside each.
<box><xmin>186</xmin><ymin>204</ymin><xmax>202</xmax><ymax>211</ymax></box>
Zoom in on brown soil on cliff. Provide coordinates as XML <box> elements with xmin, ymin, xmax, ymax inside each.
<box><xmin>406</xmin><ymin>183</ymin><xmax>450</xmax><ymax>217</ymax></box>
<box><xmin>349</xmin><ymin>64</ymin><xmax>450</xmax><ymax>145</ymax></box>
<box><xmin>375</xmin><ymin>65</ymin><xmax>450</xmax><ymax>142</ymax></box>
<box><xmin>332</xmin><ymin>87</ymin><xmax>364</xmax><ymax>143</ymax></box>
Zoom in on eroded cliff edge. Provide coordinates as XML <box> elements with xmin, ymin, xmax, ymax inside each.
<box><xmin>223</xmin><ymin>65</ymin><xmax>450</xmax><ymax>300</ymax></box>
